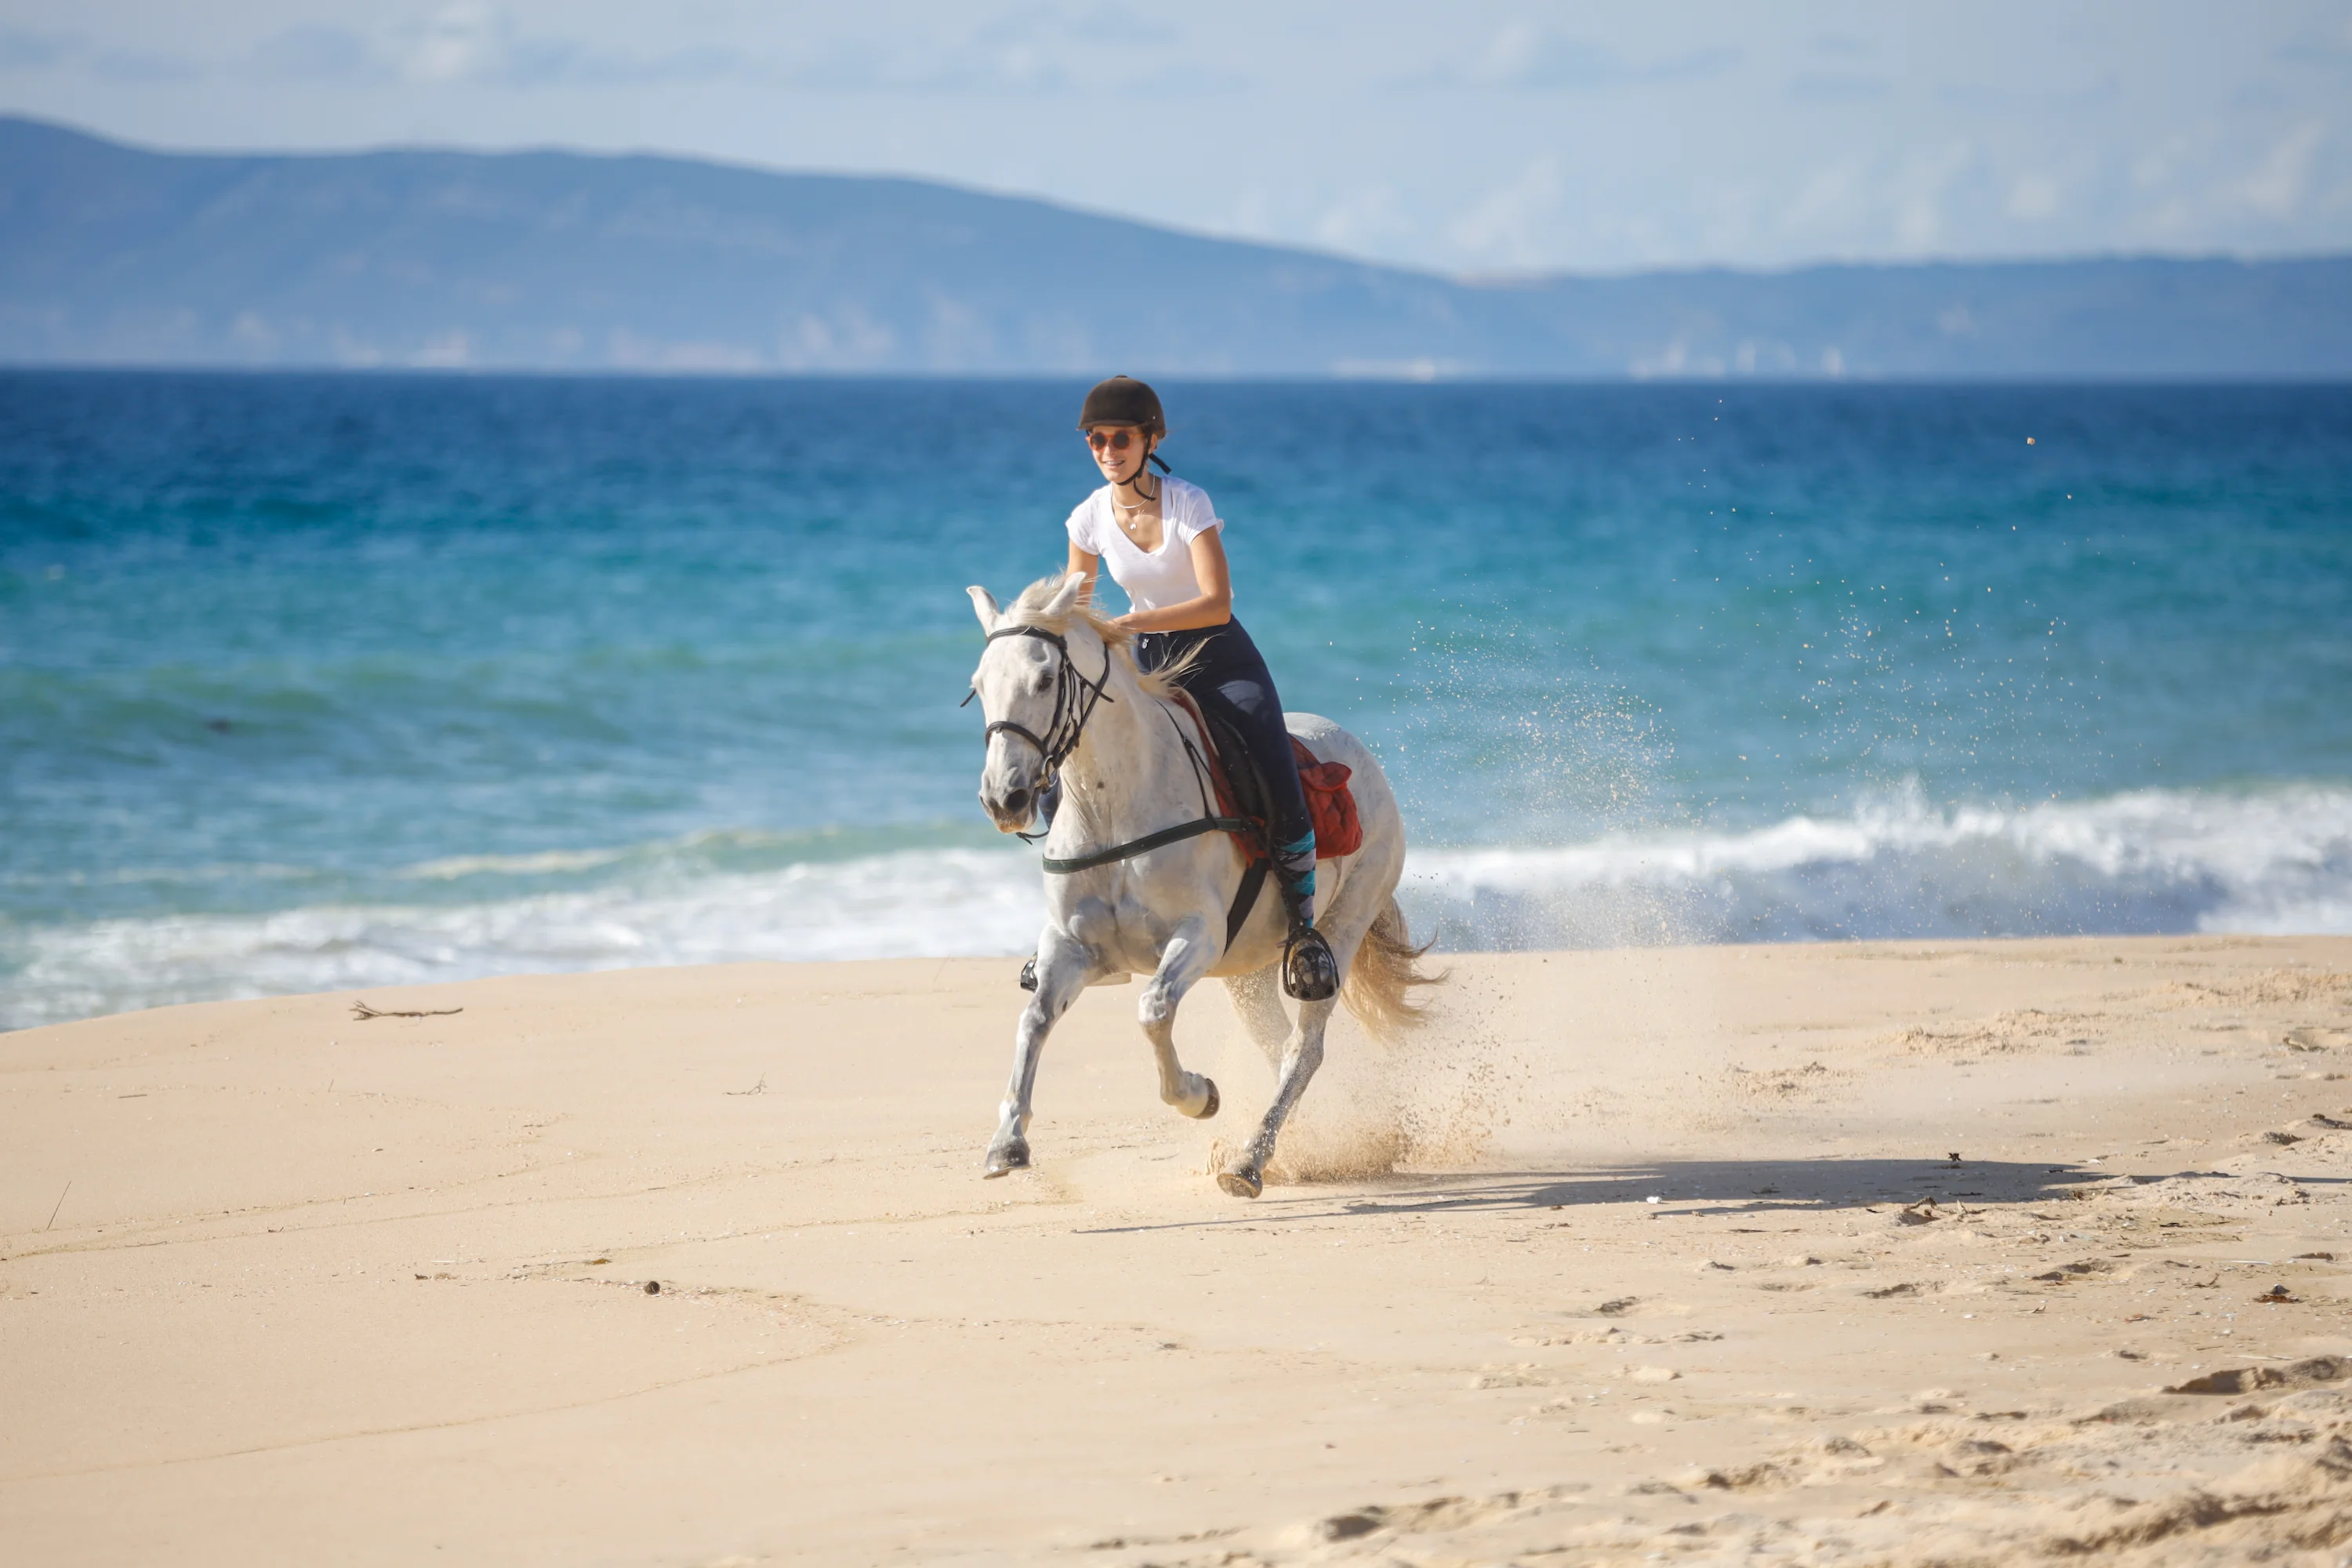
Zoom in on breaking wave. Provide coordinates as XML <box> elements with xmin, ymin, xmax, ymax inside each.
<box><xmin>1403</xmin><ymin>783</ymin><xmax>2352</xmax><ymax>950</ymax></box>
<box><xmin>3</xmin><ymin>785</ymin><xmax>2346</xmax><ymax>1031</ymax></box>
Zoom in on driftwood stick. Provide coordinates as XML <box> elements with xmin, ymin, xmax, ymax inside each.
<box><xmin>350</xmin><ymin>1002</ymin><xmax>464</xmax><ymax>1020</ymax></box>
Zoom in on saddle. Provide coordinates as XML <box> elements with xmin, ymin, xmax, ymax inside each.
<box><xmin>1167</xmin><ymin>691</ymin><xmax>1363</xmax><ymax>862</ymax></box>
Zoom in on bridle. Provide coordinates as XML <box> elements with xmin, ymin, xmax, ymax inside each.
<box><xmin>963</xmin><ymin>616</ymin><xmax>1264</xmax><ymax>936</ymax></box>
<box><xmin>962</xmin><ymin>622</ymin><xmax>1115</xmax><ymax>782</ymax></box>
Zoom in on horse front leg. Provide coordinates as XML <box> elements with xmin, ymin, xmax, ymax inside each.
<box><xmin>985</xmin><ymin>926</ymin><xmax>1092</xmax><ymax>1177</ymax></box>
<box><xmin>1140</xmin><ymin>914</ymin><xmax>1220</xmax><ymax>1121</ymax></box>
<box><xmin>1217</xmin><ymin>997</ymin><xmax>1334</xmax><ymax>1199</ymax></box>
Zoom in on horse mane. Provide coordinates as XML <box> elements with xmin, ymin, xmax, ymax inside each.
<box><xmin>1004</xmin><ymin>572</ymin><xmax>1195</xmax><ymax>699</ymax></box>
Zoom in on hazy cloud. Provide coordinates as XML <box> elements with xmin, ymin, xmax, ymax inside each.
<box><xmin>405</xmin><ymin>4</ymin><xmax>495</xmax><ymax>82</ymax></box>
<box><xmin>2270</xmin><ymin>16</ymin><xmax>2352</xmax><ymax>69</ymax></box>
<box><xmin>248</xmin><ymin>9</ymin><xmax>736</xmax><ymax>89</ymax></box>
<box><xmin>1893</xmin><ymin>143</ymin><xmax>1976</xmax><ymax>252</ymax></box>
<box><xmin>1778</xmin><ymin>154</ymin><xmax>1870</xmax><ymax>239</ymax></box>
<box><xmin>749</xmin><ymin>8</ymin><xmax>1197</xmax><ymax>96</ymax></box>
<box><xmin>1788</xmin><ymin>71</ymin><xmax>1890</xmax><ymax>104</ymax></box>
<box><xmin>0</xmin><ymin>25</ymin><xmax>71</xmax><ymax>70</ymax></box>
<box><xmin>1446</xmin><ymin>154</ymin><xmax>1565</xmax><ymax>268</ymax></box>
<box><xmin>2238</xmin><ymin>122</ymin><xmax>2325</xmax><ymax>219</ymax></box>
<box><xmin>1462</xmin><ymin>25</ymin><xmax>1738</xmax><ymax>89</ymax></box>
<box><xmin>255</xmin><ymin>24</ymin><xmax>382</xmax><ymax>81</ymax></box>
<box><xmin>239</xmin><ymin>6</ymin><xmax>1210</xmax><ymax>100</ymax></box>
<box><xmin>87</xmin><ymin>48</ymin><xmax>201</xmax><ymax>83</ymax></box>
<box><xmin>2007</xmin><ymin>171</ymin><xmax>2062</xmax><ymax>220</ymax></box>
<box><xmin>1312</xmin><ymin>184</ymin><xmax>1406</xmax><ymax>256</ymax></box>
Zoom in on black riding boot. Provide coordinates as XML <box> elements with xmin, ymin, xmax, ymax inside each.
<box><xmin>1276</xmin><ymin>838</ymin><xmax>1338</xmax><ymax>1002</ymax></box>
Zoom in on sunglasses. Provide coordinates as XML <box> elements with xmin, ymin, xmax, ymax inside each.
<box><xmin>1085</xmin><ymin>427</ymin><xmax>1144</xmax><ymax>452</ymax></box>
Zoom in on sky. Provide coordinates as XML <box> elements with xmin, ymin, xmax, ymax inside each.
<box><xmin>3</xmin><ymin>2</ymin><xmax>2349</xmax><ymax>276</ymax></box>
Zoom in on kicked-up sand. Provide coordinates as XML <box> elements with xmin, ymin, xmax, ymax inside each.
<box><xmin>4</xmin><ymin>935</ymin><xmax>2351</xmax><ymax>1566</ymax></box>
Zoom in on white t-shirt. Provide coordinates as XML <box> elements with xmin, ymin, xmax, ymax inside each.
<box><xmin>1064</xmin><ymin>475</ymin><xmax>1224</xmax><ymax>613</ymax></box>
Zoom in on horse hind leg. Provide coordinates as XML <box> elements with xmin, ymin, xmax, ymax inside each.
<box><xmin>1222</xmin><ymin>964</ymin><xmax>1290</xmax><ymax>1071</ymax></box>
<box><xmin>1217</xmin><ymin>998</ymin><xmax>1332</xmax><ymax>1199</ymax></box>
<box><xmin>1140</xmin><ymin>916</ymin><xmax>1219</xmax><ymax>1121</ymax></box>
<box><xmin>1215</xmin><ymin>896</ymin><xmax>1376</xmax><ymax>1199</ymax></box>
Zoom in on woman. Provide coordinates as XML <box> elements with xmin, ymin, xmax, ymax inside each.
<box><xmin>1053</xmin><ymin>375</ymin><xmax>1338</xmax><ymax>1002</ymax></box>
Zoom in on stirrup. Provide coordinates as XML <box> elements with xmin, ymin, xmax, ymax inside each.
<box><xmin>1282</xmin><ymin>927</ymin><xmax>1339</xmax><ymax>1002</ymax></box>
<box><xmin>1018</xmin><ymin>956</ymin><xmax>1038</xmax><ymax>992</ymax></box>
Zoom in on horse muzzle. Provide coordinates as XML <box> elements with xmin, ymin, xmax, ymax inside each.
<box><xmin>978</xmin><ymin>746</ymin><xmax>1045</xmax><ymax>831</ymax></box>
<box><xmin>981</xmin><ymin>782</ymin><xmax>1036</xmax><ymax>833</ymax></box>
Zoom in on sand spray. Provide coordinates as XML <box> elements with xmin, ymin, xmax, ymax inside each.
<box><xmin>1194</xmin><ymin>960</ymin><xmax>1536</xmax><ymax>1186</ymax></box>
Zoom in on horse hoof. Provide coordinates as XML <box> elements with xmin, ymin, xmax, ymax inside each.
<box><xmin>983</xmin><ymin>1142</ymin><xmax>1029</xmax><ymax>1178</ymax></box>
<box><xmin>1190</xmin><ymin>1079</ymin><xmax>1220</xmax><ymax>1120</ymax></box>
<box><xmin>1217</xmin><ymin>1165</ymin><xmax>1263</xmax><ymax>1200</ymax></box>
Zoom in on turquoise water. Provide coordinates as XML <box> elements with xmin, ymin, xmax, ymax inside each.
<box><xmin>3</xmin><ymin>372</ymin><xmax>2348</xmax><ymax>1026</ymax></box>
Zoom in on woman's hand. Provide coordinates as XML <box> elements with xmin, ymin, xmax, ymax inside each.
<box><xmin>1109</xmin><ymin>532</ymin><xmax>1234</xmax><ymax>633</ymax></box>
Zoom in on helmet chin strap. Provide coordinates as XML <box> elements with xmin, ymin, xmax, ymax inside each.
<box><xmin>1119</xmin><ymin>436</ymin><xmax>1169</xmax><ymax>501</ymax></box>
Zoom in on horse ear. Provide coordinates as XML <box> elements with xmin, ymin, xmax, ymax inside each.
<box><xmin>966</xmin><ymin>586</ymin><xmax>1000</xmax><ymax>632</ymax></box>
<box><xmin>1043</xmin><ymin>571</ymin><xmax>1087</xmax><ymax>619</ymax></box>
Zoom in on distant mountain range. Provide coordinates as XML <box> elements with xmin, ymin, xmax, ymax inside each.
<box><xmin>3</xmin><ymin>115</ymin><xmax>2347</xmax><ymax>378</ymax></box>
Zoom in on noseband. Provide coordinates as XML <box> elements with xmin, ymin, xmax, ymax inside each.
<box><xmin>964</xmin><ymin>622</ymin><xmax>1115</xmax><ymax>779</ymax></box>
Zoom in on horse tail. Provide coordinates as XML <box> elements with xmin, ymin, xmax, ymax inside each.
<box><xmin>1341</xmin><ymin>895</ymin><xmax>1445</xmax><ymax>1040</ymax></box>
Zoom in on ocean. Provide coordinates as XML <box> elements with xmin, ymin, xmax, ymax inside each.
<box><xmin>2</xmin><ymin>372</ymin><xmax>2348</xmax><ymax>1030</ymax></box>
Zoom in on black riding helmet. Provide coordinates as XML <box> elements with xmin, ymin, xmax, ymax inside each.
<box><xmin>1077</xmin><ymin>375</ymin><xmax>1163</xmax><ymax>434</ymax></box>
<box><xmin>1078</xmin><ymin>376</ymin><xmax>1173</xmax><ymax>474</ymax></box>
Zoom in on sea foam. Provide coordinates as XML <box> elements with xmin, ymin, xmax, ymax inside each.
<box><xmin>3</xmin><ymin>785</ymin><xmax>2346</xmax><ymax>1031</ymax></box>
<box><xmin>1402</xmin><ymin>782</ymin><xmax>2352</xmax><ymax>950</ymax></box>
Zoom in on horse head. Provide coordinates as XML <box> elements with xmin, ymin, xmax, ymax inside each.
<box><xmin>965</xmin><ymin>572</ymin><xmax>1102</xmax><ymax>833</ymax></box>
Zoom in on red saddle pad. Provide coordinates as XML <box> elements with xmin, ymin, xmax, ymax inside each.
<box><xmin>1167</xmin><ymin>691</ymin><xmax>1363</xmax><ymax>861</ymax></box>
<box><xmin>1289</xmin><ymin>736</ymin><xmax>1364</xmax><ymax>860</ymax></box>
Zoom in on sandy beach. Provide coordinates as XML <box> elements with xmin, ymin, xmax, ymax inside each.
<box><xmin>5</xmin><ymin>935</ymin><xmax>2351</xmax><ymax>1565</ymax></box>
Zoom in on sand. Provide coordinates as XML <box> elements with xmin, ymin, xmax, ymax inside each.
<box><xmin>5</xmin><ymin>935</ymin><xmax>2351</xmax><ymax>1566</ymax></box>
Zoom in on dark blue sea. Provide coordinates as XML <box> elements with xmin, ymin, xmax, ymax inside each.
<box><xmin>3</xmin><ymin>372</ymin><xmax>2349</xmax><ymax>1029</ymax></box>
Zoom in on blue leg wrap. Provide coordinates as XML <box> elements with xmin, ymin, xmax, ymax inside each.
<box><xmin>1276</xmin><ymin>832</ymin><xmax>1316</xmax><ymax>915</ymax></box>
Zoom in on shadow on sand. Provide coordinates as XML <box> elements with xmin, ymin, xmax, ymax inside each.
<box><xmin>1073</xmin><ymin>1156</ymin><xmax>2110</xmax><ymax>1234</ymax></box>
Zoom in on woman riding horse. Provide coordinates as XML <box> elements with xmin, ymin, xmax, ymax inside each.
<box><xmin>1041</xmin><ymin>376</ymin><xmax>1338</xmax><ymax>1003</ymax></box>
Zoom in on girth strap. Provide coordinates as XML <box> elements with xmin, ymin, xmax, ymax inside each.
<box><xmin>1224</xmin><ymin>857</ymin><xmax>1271</xmax><ymax>949</ymax></box>
<box><xmin>1038</xmin><ymin>813</ymin><xmax>1270</xmax><ymax>952</ymax></box>
<box><xmin>1039</xmin><ymin>814</ymin><xmax>1258</xmax><ymax>875</ymax></box>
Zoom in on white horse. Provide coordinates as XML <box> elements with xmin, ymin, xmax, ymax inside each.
<box><xmin>965</xmin><ymin>571</ymin><xmax>1436</xmax><ymax>1198</ymax></box>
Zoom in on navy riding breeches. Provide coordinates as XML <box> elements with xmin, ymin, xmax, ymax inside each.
<box><xmin>1133</xmin><ymin>618</ymin><xmax>1317</xmax><ymax>906</ymax></box>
